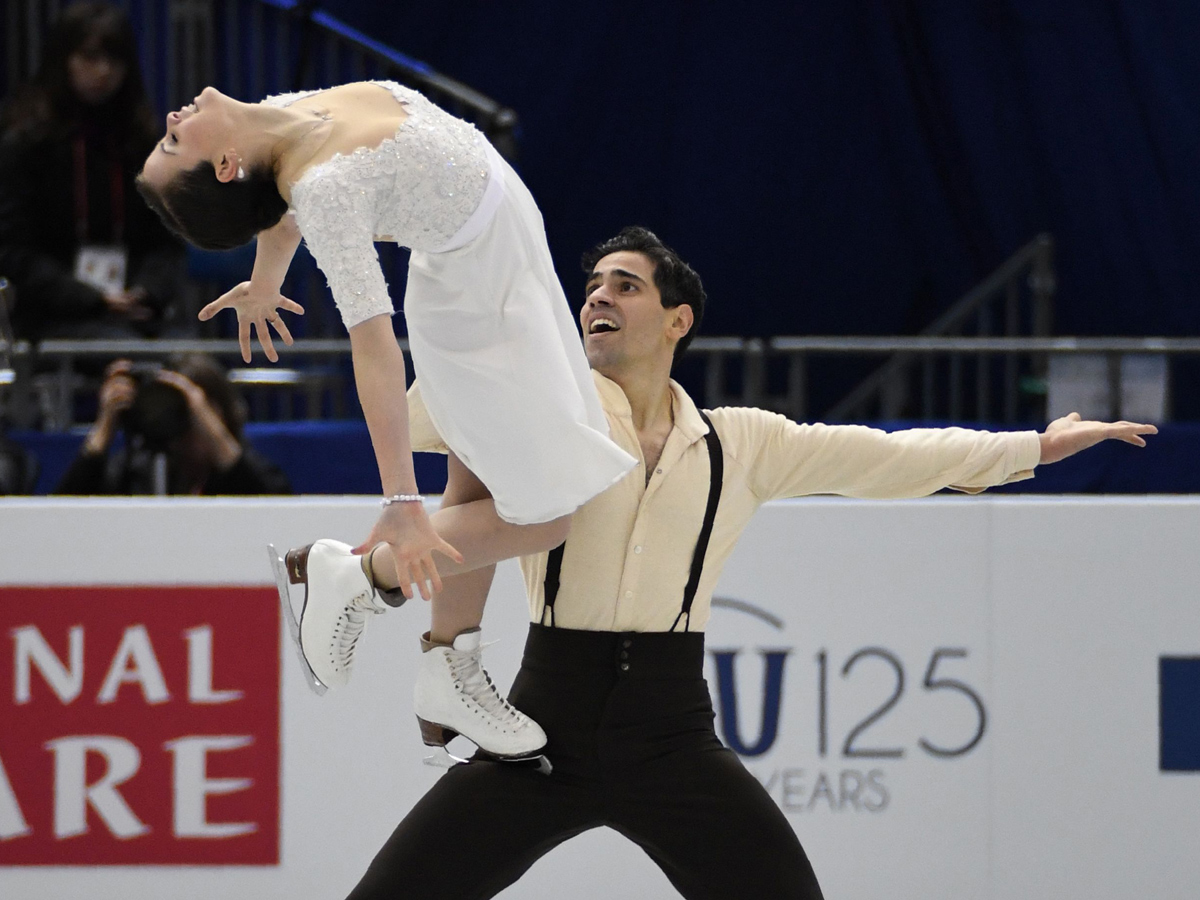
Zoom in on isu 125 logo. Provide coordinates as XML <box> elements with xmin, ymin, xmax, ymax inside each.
<box><xmin>706</xmin><ymin>597</ymin><xmax>988</xmax><ymax>815</ymax></box>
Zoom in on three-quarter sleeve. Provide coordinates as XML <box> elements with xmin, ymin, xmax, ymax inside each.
<box><xmin>291</xmin><ymin>177</ymin><xmax>395</xmax><ymax>329</ymax></box>
<box><xmin>715</xmin><ymin>407</ymin><xmax>1042</xmax><ymax>502</ymax></box>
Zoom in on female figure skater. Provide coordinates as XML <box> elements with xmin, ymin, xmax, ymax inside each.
<box><xmin>137</xmin><ymin>81</ymin><xmax>636</xmax><ymax>761</ymax></box>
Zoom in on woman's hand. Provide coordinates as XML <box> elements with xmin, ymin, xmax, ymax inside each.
<box><xmin>155</xmin><ymin>369</ymin><xmax>242</xmax><ymax>470</ymax></box>
<box><xmin>352</xmin><ymin>502</ymin><xmax>464</xmax><ymax>602</ymax></box>
<box><xmin>198</xmin><ymin>281</ymin><xmax>304</xmax><ymax>363</ymax></box>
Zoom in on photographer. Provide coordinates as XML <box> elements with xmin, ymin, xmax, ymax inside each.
<box><xmin>55</xmin><ymin>354</ymin><xmax>291</xmax><ymax>495</ymax></box>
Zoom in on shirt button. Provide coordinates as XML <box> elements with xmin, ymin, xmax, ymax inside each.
<box><xmin>620</xmin><ymin>663</ymin><xmax>630</xmax><ymax>672</ymax></box>
<box><xmin>656</xmin><ymin>468</ymin><xmax>663</xmax><ymax>474</ymax></box>
<box><xmin>622</xmin><ymin>638</ymin><xmax>632</xmax><ymax>649</ymax></box>
<box><xmin>620</xmin><ymin>650</ymin><xmax>629</xmax><ymax>660</ymax></box>
<box><xmin>625</xmin><ymin>590</ymin><xmax>633</xmax><ymax>599</ymax></box>
<box><xmin>634</xmin><ymin>545</ymin><xmax>642</xmax><ymax>554</ymax></box>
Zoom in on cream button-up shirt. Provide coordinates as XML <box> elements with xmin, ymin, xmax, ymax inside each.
<box><xmin>409</xmin><ymin>372</ymin><xmax>1042</xmax><ymax>633</ymax></box>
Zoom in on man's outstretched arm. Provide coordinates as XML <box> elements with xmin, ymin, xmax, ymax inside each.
<box><xmin>716</xmin><ymin>407</ymin><xmax>1157</xmax><ymax>502</ymax></box>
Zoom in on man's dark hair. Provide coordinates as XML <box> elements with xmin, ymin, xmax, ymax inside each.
<box><xmin>136</xmin><ymin>162</ymin><xmax>288</xmax><ymax>251</ymax></box>
<box><xmin>580</xmin><ymin>226</ymin><xmax>706</xmax><ymax>365</ymax></box>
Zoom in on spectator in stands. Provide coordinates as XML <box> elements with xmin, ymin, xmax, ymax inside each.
<box><xmin>55</xmin><ymin>353</ymin><xmax>291</xmax><ymax>495</ymax></box>
<box><xmin>0</xmin><ymin>1</ymin><xmax>184</xmax><ymax>340</ymax></box>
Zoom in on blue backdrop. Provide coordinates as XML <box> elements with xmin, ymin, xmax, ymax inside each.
<box><xmin>319</xmin><ymin>0</ymin><xmax>1199</xmax><ymax>411</ymax></box>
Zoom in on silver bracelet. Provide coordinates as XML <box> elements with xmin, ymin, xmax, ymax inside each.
<box><xmin>381</xmin><ymin>493</ymin><xmax>423</xmax><ymax>507</ymax></box>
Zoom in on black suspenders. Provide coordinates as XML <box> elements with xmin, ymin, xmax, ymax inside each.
<box><xmin>541</xmin><ymin>410</ymin><xmax>724</xmax><ymax>633</ymax></box>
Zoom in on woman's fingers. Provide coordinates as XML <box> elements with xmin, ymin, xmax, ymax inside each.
<box><xmin>401</xmin><ymin>555</ymin><xmax>431</xmax><ymax>602</ymax></box>
<box><xmin>398</xmin><ymin>576</ymin><xmax>414</xmax><ymax>601</ymax></box>
<box><xmin>198</xmin><ymin>297</ymin><xmax>228</xmax><ymax>321</ymax></box>
<box><xmin>406</xmin><ymin>558</ymin><xmax>427</xmax><ymax>601</ymax></box>
<box><xmin>389</xmin><ymin>553</ymin><xmax>443</xmax><ymax>602</ymax></box>
<box><xmin>435</xmin><ymin>537</ymin><xmax>464</xmax><ymax>566</ymax></box>
<box><xmin>414</xmin><ymin>564</ymin><xmax>433</xmax><ymax>602</ymax></box>
<box><xmin>253</xmin><ymin>320</ymin><xmax>279</xmax><ymax>363</ymax></box>
<box><xmin>238</xmin><ymin>317</ymin><xmax>253</xmax><ymax>363</ymax></box>
<box><xmin>422</xmin><ymin>556</ymin><xmax>444</xmax><ymax>597</ymax></box>
<box><xmin>269</xmin><ymin>314</ymin><xmax>295</xmax><ymax>346</ymax></box>
<box><xmin>280</xmin><ymin>297</ymin><xmax>305</xmax><ymax>316</ymax></box>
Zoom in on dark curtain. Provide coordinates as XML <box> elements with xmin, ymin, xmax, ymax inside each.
<box><xmin>327</xmin><ymin>0</ymin><xmax>1198</xmax><ymax>341</ymax></box>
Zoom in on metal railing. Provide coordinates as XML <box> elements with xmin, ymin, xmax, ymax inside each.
<box><xmin>16</xmin><ymin>337</ymin><xmax>358</xmax><ymax>429</ymax></box>
<box><xmin>4</xmin><ymin>336</ymin><xmax>764</xmax><ymax>430</ymax></box>
<box><xmin>761</xmin><ymin>336</ymin><xmax>1200</xmax><ymax>423</ymax></box>
<box><xmin>818</xmin><ymin>234</ymin><xmax>1056</xmax><ymax>422</ymax></box>
<box><xmin>6</xmin><ymin>328</ymin><xmax>1197</xmax><ymax>430</ymax></box>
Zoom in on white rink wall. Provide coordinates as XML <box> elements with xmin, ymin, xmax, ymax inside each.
<box><xmin>1</xmin><ymin>497</ymin><xmax>1198</xmax><ymax>900</ymax></box>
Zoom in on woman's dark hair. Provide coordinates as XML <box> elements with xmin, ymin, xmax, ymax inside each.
<box><xmin>581</xmin><ymin>226</ymin><xmax>706</xmax><ymax>365</ymax></box>
<box><xmin>2</xmin><ymin>1</ymin><xmax>157</xmax><ymax>155</ymax></box>
<box><xmin>136</xmin><ymin>162</ymin><xmax>288</xmax><ymax>250</ymax></box>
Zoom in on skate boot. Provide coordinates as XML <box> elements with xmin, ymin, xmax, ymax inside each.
<box><xmin>415</xmin><ymin>628</ymin><xmax>549</xmax><ymax>770</ymax></box>
<box><xmin>268</xmin><ymin>540</ymin><xmax>399</xmax><ymax>694</ymax></box>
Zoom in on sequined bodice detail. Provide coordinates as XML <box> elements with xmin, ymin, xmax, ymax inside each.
<box><xmin>263</xmin><ymin>81</ymin><xmax>492</xmax><ymax>327</ymax></box>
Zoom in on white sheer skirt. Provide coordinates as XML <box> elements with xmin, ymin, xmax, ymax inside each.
<box><xmin>402</xmin><ymin>149</ymin><xmax>635</xmax><ymax>524</ymax></box>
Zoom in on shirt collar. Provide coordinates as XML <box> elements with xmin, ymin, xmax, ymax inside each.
<box><xmin>591</xmin><ymin>370</ymin><xmax>710</xmax><ymax>445</ymax></box>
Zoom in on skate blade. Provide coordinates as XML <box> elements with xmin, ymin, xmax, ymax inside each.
<box><xmin>422</xmin><ymin>746</ymin><xmax>472</xmax><ymax>770</ymax></box>
<box><xmin>267</xmin><ymin>544</ymin><xmax>327</xmax><ymax>697</ymax></box>
<box><xmin>422</xmin><ymin>746</ymin><xmax>553</xmax><ymax>776</ymax></box>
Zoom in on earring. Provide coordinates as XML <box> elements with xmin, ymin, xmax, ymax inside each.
<box><xmin>236</xmin><ymin>166</ymin><xmax>246</xmax><ymax>181</ymax></box>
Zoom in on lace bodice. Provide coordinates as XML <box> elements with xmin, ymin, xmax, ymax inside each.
<box><xmin>263</xmin><ymin>82</ymin><xmax>493</xmax><ymax>327</ymax></box>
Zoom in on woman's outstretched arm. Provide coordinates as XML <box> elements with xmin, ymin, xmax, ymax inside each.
<box><xmin>249</xmin><ymin>213</ymin><xmax>302</xmax><ymax>293</ymax></box>
<box><xmin>198</xmin><ymin>215</ymin><xmax>305</xmax><ymax>362</ymax></box>
<box><xmin>348</xmin><ymin>314</ymin><xmax>462</xmax><ymax>599</ymax></box>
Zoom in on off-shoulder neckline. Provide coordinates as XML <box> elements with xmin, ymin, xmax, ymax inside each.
<box><xmin>280</xmin><ymin>81</ymin><xmax>418</xmax><ymax>201</ymax></box>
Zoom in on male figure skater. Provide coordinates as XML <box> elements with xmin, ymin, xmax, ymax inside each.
<box><xmin>345</xmin><ymin>227</ymin><xmax>1155</xmax><ymax>899</ymax></box>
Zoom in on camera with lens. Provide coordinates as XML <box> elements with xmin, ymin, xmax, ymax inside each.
<box><xmin>119</xmin><ymin>362</ymin><xmax>192</xmax><ymax>453</ymax></box>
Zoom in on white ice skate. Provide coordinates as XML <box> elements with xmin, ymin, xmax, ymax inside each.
<box><xmin>416</xmin><ymin>628</ymin><xmax>551</xmax><ymax>774</ymax></box>
<box><xmin>268</xmin><ymin>540</ymin><xmax>390</xmax><ymax>694</ymax></box>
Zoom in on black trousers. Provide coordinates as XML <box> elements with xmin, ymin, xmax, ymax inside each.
<box><xmin>347</xmin><ymin>625</ymin><xmax>824</xmax><ymax>900</ymax></box>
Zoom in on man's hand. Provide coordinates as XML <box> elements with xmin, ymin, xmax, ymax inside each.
<box><xmin>351</xmin><ymin>502</ymin><xmax>463</xmax><ymax>602</ymax></box>
<box><xmin>1038</xmin><ymin>412</ymin><xmax>1157</xmax><ymax>465</ymax></box>
<box><xmin>198</xmin><ymin>281</ymin><xmax>304</xmax><ymax>363</ymax></box>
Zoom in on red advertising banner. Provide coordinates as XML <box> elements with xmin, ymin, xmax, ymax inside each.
<box><xmin>0</xmin><ymin>587</ymin><xmax>279</xmax><ymax>865</ymax></box>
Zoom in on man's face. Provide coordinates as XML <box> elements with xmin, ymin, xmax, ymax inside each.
<box><xmin>581</xmin><ymin>251</ymin><xmax>690</xmax><ymax>376</ymax></box>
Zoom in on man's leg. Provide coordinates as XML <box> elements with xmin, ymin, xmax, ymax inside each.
<box><xmin>346</xmin><ymin>761</ymin><xmax>600</xmax><ymax>900</ymax></box>
<box><xmin>610</xmin><ymin>746</ymin><xmax>824</xmax><ymax>900</ymax></box>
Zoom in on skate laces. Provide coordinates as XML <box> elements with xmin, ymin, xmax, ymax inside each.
<box><xmin>447</xmin><ymin>645</ymin><xmax>526</xmax><ymax>726</ymax></box>
<box><xmin>336</xmin><ymin>592</ymin><xmax>378</xmax><ymax>666</ymax></box>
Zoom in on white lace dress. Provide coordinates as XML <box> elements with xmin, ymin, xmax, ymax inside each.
<box><xmin>264</xmin><ymin>82</ymin><xmax>635</xmax><ymax>523</ymax></box>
